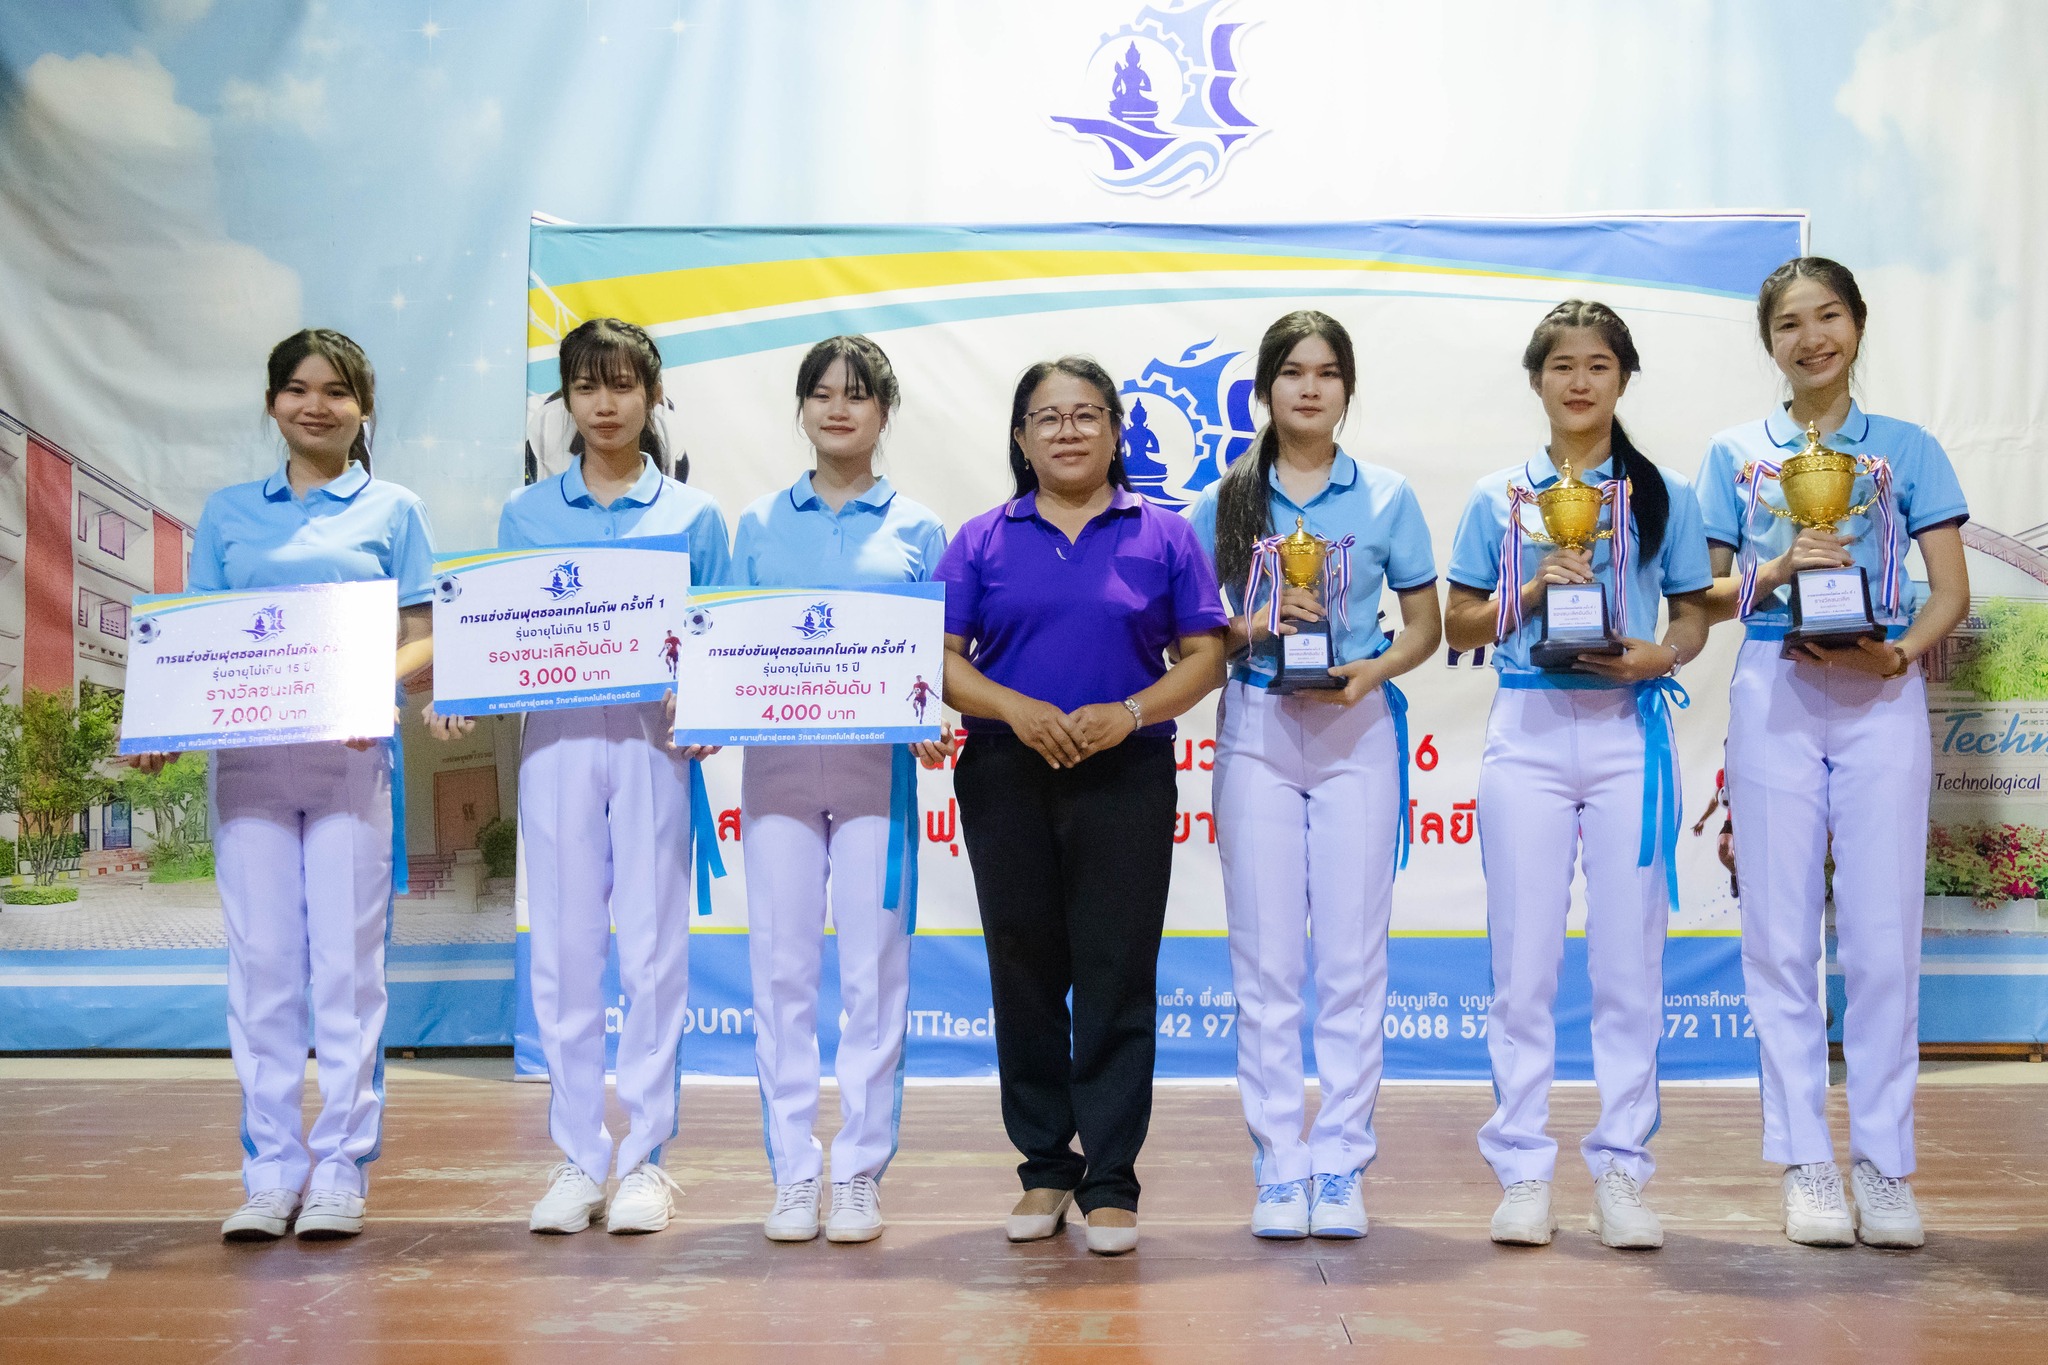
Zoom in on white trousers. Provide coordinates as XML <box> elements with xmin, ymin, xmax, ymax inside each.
<box><xmin>213</xmin><ymin>741</ymin><xmax>393</xmax><ymax>1198</ymax></box>
<box><xmin>521</xmin><ymin>702</ymin><xmax>693</xmax><ymax>1183</ymax></box>
<box><xmin>1725</xmin><ymin>641</ymin><xmax>1928</xmax><ymax>1177</ymax></box>
<box><xmin>743</xmin><ymin>744</ymin><xmax>911</xmax><ymax>1185</ymax></box>
<box><xmin>1476</xmin><ymin>685</ymin><xmax>1669</xmax><ymax>1188</ymax></box>
<box><xmin>1214</xmin><ymin>680</ymin><xmax>1400</xmax><ymax>1184</ymax></box>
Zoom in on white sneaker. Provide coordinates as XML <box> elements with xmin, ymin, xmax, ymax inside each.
<box><xmin>1251</xmin><ymin>1179</ymin><xmax>1311</xmax><ymax>1239</ymax></box>
<box><xmin>221</xmin><ymin>1188</ymin><xmax>299</xmax><ymax>1242</ymax></box>
<box><xmin>764</xmin><ymin>1177</ymin><xmax>822</xmax><ymax>1242</ymax></box>
<box><xmin>294</xmin><ymin>1189</ymin><xmax>365</xmax><ymax>1240</ymax></box>
<box><xmin>1588</xmin><ymin>1166</ymin><xmax>1663</xmax><ymax>1249</ymax></box>
<box><xmin>606</xmin><ymin>1162</ymin><xmax>679</xmax><ymax>1234</ymax></box>
<box><xmin>529</xmin><ymin>1162</ymin><xmax>607</xmax><ymax>1234</ymax></box>
<box><xmin>1851</xmin><ymin>1161</ymin><xmax>1925</xmax><ymax>1249</ymax></box>
<box><xmin>1490</xmin><ymin>1180</ymin><xmax>1556</xmax><ymax>1246</ymax></box>
<box><xmin>827</xmin><ymin>1174</ymin><xmax>884</xmax><ymax>1244</ymax></box>
<box><xmin>1782</xmin><ymin>1162</ymin><xmax>1856</xmax><ymax>1247</ymax></box>
<box><xmin>1309</xmin><ymin>1171</ymin><xmax>1368</xmax><ymax>1240</ymax></box>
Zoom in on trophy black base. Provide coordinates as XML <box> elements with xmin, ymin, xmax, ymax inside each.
<box><xmin>1274</xmin><ymin>619</ymin><xmax>1345</xmax><ymax>692</ymax></box>
<box><xmin>1780</xmin><ymin>566</ymin><xmax>1883</xmax><ymax>659</ymax></box>
<box><xmin>1530</xmin><ymin>581</ymin><xmax>1623</xmax><ymax>672</ymax></box>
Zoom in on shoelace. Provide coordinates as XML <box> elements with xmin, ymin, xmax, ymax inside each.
<box><xmin>301</xmin><ymin>1190</ymin><xmax>355</xmax><ymax>1216</ymax></box>
<box><xmin>773</xmin><ymin>1178</ymin><xmax>819</xmax><ymax>1216</ymax></box>
<box><xmin>1257</xmin><ymin>1180</ymin><xmax>1308</xmax><ymax>1206</ymax></box>
<box><xmin>1857</xmin><ymin>1166</ymin><xmax>1914</xmax><ymax>1214</ymax></box>
<box><xmin>835</xmin><ymin>1176</ymin><xmax>879</xmax><ymax>1219</ymax></box>
<box><xmin>1315</xmin><ymin>1172</ymin><xmax>1360</xmax><ymax>1207</ymax></box>
<box><xmin>618</xmin><ymin>1163</ymin><xmax>680</xmax><ymax>1200</ymax></box>
<box><xmin>1790</xmin><ymin>1163</ymin><xmax>1846</xmax><ymax>1210</ymax></box>
<box><xmin>1502</xmin><ymin>1180</ymin><xmax>1545</xmax><ymax>1206</ymax></box>
<box><xmin>240</xmin><ymin>1189</ymin><xmax>298</xmax><ymax>1218</ymax></box>
<box><xmin>544</xmin><ymin>1161</ymin><xmax>597</xmax><ymax>1199</ymax></box>
<box><xmin>1597</xmin><ymin>1170</ymin><xmax>1645</xmax><ymax>1209</ymax></box>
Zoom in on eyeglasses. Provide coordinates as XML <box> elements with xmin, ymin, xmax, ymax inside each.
<box><xmin>1022</xmin><ymin>403</ymin><xmax>1111</xmax><ymax>437</ymax></box>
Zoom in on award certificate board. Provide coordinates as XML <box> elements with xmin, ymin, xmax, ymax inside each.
<box><xmin>674</xmin><ymin>583</ymin><xmax>945</xmax><ymax>746</ymax></box>
<box><xmin>430</xmin><ymin>535</ymin><xmax>692</xmax><ymax>715</ymax></box>
<box><xmin>118</xmin><ymin>580</ymin><xmax>397</xmax><ymax>754</ymax></box>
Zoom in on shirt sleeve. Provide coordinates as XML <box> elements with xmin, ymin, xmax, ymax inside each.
<box><xmin>388</xmin><ymin>495</ymin><xmax>438</xmax><ymax>607</ymax></box>
<box><xmin>1385</xmin><ymin>482</ymin><xmax>1438</xmax><ymax>590</ymax></box>
<box><xmin>730</xmin><ymin>510</ymin><xmax>760</xmax><ymax>588</ymax></box>
<box><xmin>1446</xmin><ymin>484</ymin><xmax>1505</xmax><ymax>592</ymax></box>
<box><xmin>1185</xmin><ymin>485</ymin><xmax>1220</xmax><ymax>564</ymax></box>
<box><xmin>187</xmin><ymin>498</ymin><xmax>228</xmax><ymax>593</ymax></box>
<box><xmin>1900</xmin><ymin>427</ymin><xmax>1971</xmax><ymax>534</ymax></box>
<box><xmin>935</xmin><ymin>517</ymin><xmax>983</xmax><ymax>638</ymax></box>
<box><xmin>496</xmin><ymin>494</ymin><xmax>530</xmax><ymax>551</ymax></box>
<box><xmin>688</xmin><ymin>503</ymin><xmax>733</xmax><ymax>589</ymax></box>
<box><xmin>1694</xmin><ymin>440</ymin><xmax>1746</xmax><ymax>548</ymax></box>
<box><xmin>915</xmin><ymin>516</ymin><xmax>949</xmax><ymax>584</ymax></box>
<box><xmin>1657</xmin><ymin>476</ymin><xmax>1714</xmax><ymax>595</ymax></box>
<box><xmin>1163</xmin><ymin>515</ymin><xmax>1230</xmax><ymax>635</ymax></box>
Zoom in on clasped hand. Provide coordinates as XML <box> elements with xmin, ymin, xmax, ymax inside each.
<box><xmin>1006</xmin><ymin>696</ymin><xmax>1138</xmax><ymax>769</ymax></box>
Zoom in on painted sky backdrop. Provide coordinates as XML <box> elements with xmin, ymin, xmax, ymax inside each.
<box><xmin>0</xmin><ymin>0</ymin><xmax>2041</xmax><ymax>548</ymax></box>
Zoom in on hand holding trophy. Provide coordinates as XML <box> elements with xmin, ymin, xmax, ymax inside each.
<box><xmin>1753</xmin><ymin>423</ymin><xmax>1888</xmax><ymax>658</ymax></box>
<box><xmin>1513</xmin><ymin>461</ymin><xmax>1629</xmax><ymax>671</ymax></box>
<box><xmin>1247</xmin><ymin>516</ymin><xmax>1352</xmax><ymax>691</ymax></box>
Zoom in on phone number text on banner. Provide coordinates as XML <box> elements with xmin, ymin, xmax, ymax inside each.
<box><xmin>675</xmin><ymin>584</ymin><xmax>944</xmax><ymax>746</ymax></box>
<box><xmin>117</xmin><ymin>580</ymin><xmax>397</xmax><ymax>753</ymax></box>
<box><xmin>430</xmin><ymin>535</ymin><xmax>692</xmax><ymax>715</ymax></box>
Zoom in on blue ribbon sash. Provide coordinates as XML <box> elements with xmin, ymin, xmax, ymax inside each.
<box><xmin>688</xmin><ymin>757</ymin><xmax>727</xmax><ymax>916</ymax></box>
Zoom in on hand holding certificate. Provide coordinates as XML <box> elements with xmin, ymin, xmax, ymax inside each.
<box><xmin>429</xmin><ymin>535</ymin><xmax>693</xmax><ymax>716</ymax></box>
<box><xmin>673</xmin><ymin>584</ymin><xmax>944</xmax><ymax>746</ymax></box>
<box><xmin>118</xmin><ymin>580</ymin><xmax>398</xmax><ymax>755</ymax></box>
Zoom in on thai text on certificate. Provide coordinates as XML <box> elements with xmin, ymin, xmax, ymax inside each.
<box><xmin>429</xmin><ymin>535</ymin><xmax>693</xmax><ymax>715</ymax></box>
<box><xmin>675</xmin><ymin>583</ymin><xmax>944</xmax><ymax>746</ymax></box>
<box><xmin>118</xmin><ymin>580</ymin><xmax>397</xmax><ymax>753</ymax></box>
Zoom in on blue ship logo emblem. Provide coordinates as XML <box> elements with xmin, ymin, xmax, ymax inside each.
<box><xmin>794</xmin><ymin>602</ymin><xmax>836</xmax><ymax>640</ymax></box>
<box><xmin>1119</xmin><ymin>337</ymin><xmax>1261</xmax><ymax>509</ymax></box>
<box><xmin>244</xmin><ymin>604</ymin><xmax>286</xmax><ymax>640</ymax></box>
<box><xmin>543</xmin><ymin>561</ymin><xmax>583</xmax><ymax>601</ymax></box>
<box><xmin>1050</xmin><ymin>0</ymin><xmax>1262</xmax><ymax>196</ymax></box>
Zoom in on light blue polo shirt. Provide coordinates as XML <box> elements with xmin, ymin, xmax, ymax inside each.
<box><xmin>498</xmin><ymin>454</ymin><xmax>731</xmax><ymax>588</ymax></box>
<box><xmin>1447</xmin><ymin>452</ymin><xmax>1713</xmax><ymax>685</ymax></box>
<box><xmin>1696</xmin><ymin>402</ymin><xmax>1969</xmax><ymax>636</ymax></box>
<box><xmin>1187</xmin><ymin>450</ymin><xmax>1436</xmax><ymax>687</ymax></box>
<box><xmin>189</xmin><ymin>461</ymin><xmax>436</xmax><ymax>605</ymax></box>
<box><xmin>732</xmin><ymin>472</ymin><xmax>948</xmax><ymax>588</ymax></box>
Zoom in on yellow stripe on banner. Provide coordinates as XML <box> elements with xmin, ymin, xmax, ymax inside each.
<box><xmin>525</xmin><ymin>250</ymin><xmax>1523</xmax><ymax>349</ymax></box>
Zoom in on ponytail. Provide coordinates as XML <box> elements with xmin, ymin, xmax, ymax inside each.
<box><xmin>1212</xmin><ymin>426</ymin><xmax>1277</xmax><ymax>588</ymax></box>
<box><xmin>1609</xmin><ymin>419</ymin><xmax>1668</xmax><ymax>560</ymax></box>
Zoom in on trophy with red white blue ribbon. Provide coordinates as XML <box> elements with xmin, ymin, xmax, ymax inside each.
<box><xmin>1736</xmin><ymin>422</ymin><xmax>1899</xmax><ymax>658</ymax></box>
<box><xmin>1245</xmin><ymin>517</ymin><xmax>1356</xmax><ymax>692</ymax></box>
<box><xmin>1496</xmin><ymin>461</ymin><xmax>1632</xmax><ymax>671</ymax></box>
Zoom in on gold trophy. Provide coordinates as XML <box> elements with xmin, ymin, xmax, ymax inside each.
<box><xmin>1526</xmin><ymin>461</ymin><xmax>1625</xmax><ymax>670</ymax></box>
<box><xmin>1273</xmin><ymin>517</ymin><xmax>1344</xmax><ymax>691</ymax></box>
<box><xmin>1763</xmin><ymin>422</ymin><xmax>1883</xmax><ymax>656</ymax></box>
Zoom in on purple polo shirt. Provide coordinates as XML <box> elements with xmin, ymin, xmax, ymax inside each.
<box><xmin>937</xmin><ymin>486</ymin><xmax>1228</xmax><ymax>738</ymax></box>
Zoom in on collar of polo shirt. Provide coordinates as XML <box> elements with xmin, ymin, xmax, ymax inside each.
<box><xmin>1521</xmin><ymin>451</ymin><xmax>1617</xmax><ymax>490</ymax></box>
<box><xmin>1003</xmin><ymin>484</ymin><xmax>1143</xmax><ymax>521</ymax></box>
<box><xmin>262</xmin><ymin>459</ymin><xmax>370</xmax><ymax>504</ymax></box>
<box><xmin>788</xmin><ymin>471</ymin><xmax>897</xmax><ymax>513</ymax></box>
<box><xmin>562</xmin><ymin>453</ymin><xmax>663</xmax><ymax>508</ymax></box>
<box><xmin>1265</xmin><ymin>449</ymin><xmax>1359</xmax><ymax>504</ymax></box>
<box><xmin>1766</xmin><ymin>399</ymin><xmax>1871</xmax><ymax>449</ymax></box>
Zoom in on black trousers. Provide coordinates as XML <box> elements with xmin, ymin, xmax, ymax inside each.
<box><xmin>953</xmin><ymin>733</ymin><xmax>1177</xmax><ymax>1213</ymax></box>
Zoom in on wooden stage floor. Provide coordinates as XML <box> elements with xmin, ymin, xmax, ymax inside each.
<box><xmin>1</xmin><ymin>1058</ymin><xmax>2043</xmax><ymax>1362</ymax></box>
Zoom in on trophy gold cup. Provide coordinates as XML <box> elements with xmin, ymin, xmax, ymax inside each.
<box><xmin>1525</xmin><ymin>461</ymin><xmax>1627</xmax><ymax>671</ymax></box>
<box><xmin>1272</xmin><ymin>517</ymin><xmax>1345</xmax><ymax>692</ymax></box>
<box><xmin>1763</xmin><ymin>422</ymin><xmax>1884</xmax><ymax>657</ymax></box>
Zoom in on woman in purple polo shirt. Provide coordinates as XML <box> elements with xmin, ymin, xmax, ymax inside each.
<box><xmin>937</xmin><ymin>356</ymin><xmax>1229</xmax><ymax>1256</ymax></box>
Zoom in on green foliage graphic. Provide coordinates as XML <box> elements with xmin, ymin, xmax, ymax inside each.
<box><xmin>1952</xmin><ymin>598</ymin><xmax>2048</xmax><ymax>702</ymax></box>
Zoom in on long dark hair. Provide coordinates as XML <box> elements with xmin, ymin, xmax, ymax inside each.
<box><xmin>1211</xmin><ymin>310</ymin><xmax>1357</xmax><ymax>587</ymax></box>
<box><xmin>1756</xmin><ymin>255</ymin><xmax>1868</xmax><ymax>353</ymax></box>
<box><xmin>557</xmin><ymin>317</ymin><xmax>686</xmax><ymax>480</ymax></box>
<box><xmin>1521</xmin><ymin>299</ymin><xmax>1669</xmax><ymax>561</ymax></box>
<box><xmin>1006</xmin><ymin>356</ymin><xmax>1130</xmax><ymax>498</ymax></box>
<box><xmin>266</xmin><ymin>329</ymin><xmax>375</xmax><ymax>473</ymax></box>
<box><xmin>795</xmin><ymin>334</ymin><xmax>901</xmax><ymax>419</ymax></box>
